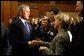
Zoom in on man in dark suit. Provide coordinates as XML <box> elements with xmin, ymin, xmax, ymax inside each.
<box><xmin>8</xmin><ymin>5</ymin><xmax>39</xmax><ymax>56</ymax></box>
<box><xmin>1</xmin><ymin>22</ymin><xmax>6</xmax><ymax>55</ymax></box>
<box><xmin>71</xmin><ymin>1</ymin><xmax>83</xmax><ymax>55</ymax></box>
<box><xmin>48</xmin><ymin>7</ymin><xmax>62</xmax><ymax>40</ymax></box>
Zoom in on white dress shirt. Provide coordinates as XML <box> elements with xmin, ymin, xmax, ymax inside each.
<box><xmin>67</xmin><ymin>31</ymin><xmax>72</xmax><ymax>42</ymax></box>
<box><xmin>19</xmin><ymin>16</ymin><xmax>30</xmax><ymax>33</ymax></box>
<box><xmin>19</xmin><ymin>16</ymin><xmax>26</xmax><ymax>25</ymax></box>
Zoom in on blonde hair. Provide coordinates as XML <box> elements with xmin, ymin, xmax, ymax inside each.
<box><xmin>54</xmin><ymin>13</ymin><xmax>71</xmax><ymax>30</ymax></box>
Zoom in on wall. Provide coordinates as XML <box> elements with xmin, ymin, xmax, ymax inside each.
<box><xmin>1</xmin><ymin>1</ymin><xmax>77</xmax><ymax>27</ymax></box>
<box><xmin>1</xmin><ymin>1</ymin><xmax>18</xmax><ymax>27</ymax></box>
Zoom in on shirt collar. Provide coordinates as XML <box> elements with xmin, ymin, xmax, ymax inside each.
<box><xmin>19</xmin><ymin>16</ymin><xmax>26</xmax><ymax>24</ymax></box>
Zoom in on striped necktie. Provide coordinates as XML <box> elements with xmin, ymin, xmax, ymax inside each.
<box><xmin>25</xmin><ymin>21</ymin><xmax>30</xmax><ymax>34</ymax></box>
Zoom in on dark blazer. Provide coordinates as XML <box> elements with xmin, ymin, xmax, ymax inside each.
<box><xmin>70</xmin><ymin>18</ymin><xmax>84</xmax><ymax>55</ymax></box>
<box><xmin>1</xmin><ymin>22</ymin><xmax>6</xmax><ymax>55</ymax></box>
<box><xmin>36</xmin><ymin>26</ymin><xmax>51</xmax><ymax>42</ymax></box>
<box><xmin>8</xmin><ymin>17</ymin><xmax>37</xmax><ymax>55</ymax></box>
<box><xmin>1</xmin><ymin>22</ymin><xmax>6</xmax><ymax>38</ymax></box>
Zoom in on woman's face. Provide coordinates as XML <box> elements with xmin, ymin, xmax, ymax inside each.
<box><xmin>41</xmin><ymin>20</ymin><xmax>48</xmax><ymax>27</ymax></box>
<box><xmin>53</xmin><ymin>19</ymin><xmax>61</xmax><ymax>30</ymax></box>
<box><xmin>32</xmin><ymin>18</ymin><xmax>38</xmax><ymax>25</ymax></box>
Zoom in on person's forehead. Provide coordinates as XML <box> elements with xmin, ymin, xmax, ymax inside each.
<box><xmin>42</xmin><ymin>19</ymin><xmax>47</xmax><ymax>22</ymax></box>
<box><xmin>77</xmin><ymin>1</ymin><xmax>81</xmax><ymax>5</ymax></box>
<box><xmin>24</xmin><ymin>7</ymin><xmax>30</xmax><ymax>11</ymax></box>
<box><xmin>50</xmin><ymin>11</ymin><xmax>54</xmax><ymax>14</ymax></box>
<box><xmin>46</xmin><ymin>11</ymin><xmax>50</xmax><ymax>14</ymax></box>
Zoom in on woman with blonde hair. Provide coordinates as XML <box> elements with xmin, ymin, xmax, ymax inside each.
<box><xmin>32</xmin><ymin>13</ymin><xmax>72</xmax><ymax>55</ymax></box>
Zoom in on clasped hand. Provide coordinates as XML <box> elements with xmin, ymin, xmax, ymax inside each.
<box><xmin>28</xmin><ymin>39</ymin><xmax>43</xmax><ymax>47</ymax></box>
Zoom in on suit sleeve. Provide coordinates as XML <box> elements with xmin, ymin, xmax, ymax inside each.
<box><xmin>8</xmin><ymin>22</ymin><xmax>31</xmax><ymax>48</ymax></box>
<box><xmin>45</xmin><ymin>35</ymin><xmax>66</xmax><ymax>55</ymax></box>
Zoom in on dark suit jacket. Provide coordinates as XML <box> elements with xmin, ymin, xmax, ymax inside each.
<box><xmin>1</xmin><ymin>22</ymin><xmax>6</xmax><ymax>55</ymax></box>
<box><xmin>70</xmin><ymin>18</ymin><xmax>84</xmax><ymax>55</ymax></box>
<box><xmin>8</xmin><ymin>17</ymin><xmax>37</xmax><ymax>55</ymax></box>
<box><xmin>1</xmin><ymin>22</ymin><xmax>6</xmax><ymax>38</ymax></box>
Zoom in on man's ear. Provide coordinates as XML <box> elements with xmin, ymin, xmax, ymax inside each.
<box><xmin>19</xmin><ymin>10</ymin><xmax>23</xmax><ymax>15</ymax></box>
<box><xmin>20</xmin><ymin>12</ymin><xmax>22</xmax><ymax>15</ymax></box>
<box><xmin>60</xmin><ymin>20</ymin><xmax>63</xmax><ymax>24</ymax></box>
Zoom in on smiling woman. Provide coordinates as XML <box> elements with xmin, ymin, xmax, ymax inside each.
<box><xmin>54</xmin><ymin>13</ymin><xmax>71</xmax><ymax>31</ymax></box>
<box><xmin>31</xmin><ymin>13</ymin><xmax>72</xmax><ymax>55</ymax></box>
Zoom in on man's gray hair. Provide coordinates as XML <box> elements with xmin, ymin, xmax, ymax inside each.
<box><xmin>17</xmin><ymin>5</ymin><xmax>30</xmax><ymax>14</ymax></box>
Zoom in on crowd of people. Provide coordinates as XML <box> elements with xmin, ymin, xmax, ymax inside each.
<box><xmin>1</xmin><ymin>1</ymin><xmax>83</xmax><ymax>56</ymax></box>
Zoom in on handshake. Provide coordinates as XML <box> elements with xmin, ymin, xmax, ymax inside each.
<box><xmin>28</xmin><ymin>39</ymin><xmax>44</xmax><ymax>47</ymax></box>
<box><xmin>28</xmin><ymin>39</ymin><xmax>50</xmax><ymax>53</ymax></box>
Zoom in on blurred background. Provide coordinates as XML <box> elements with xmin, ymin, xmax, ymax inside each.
<box><xmin>1</xmin><ymin>1</ymin><xmax>78</xmax><ymax>27</ymax></box>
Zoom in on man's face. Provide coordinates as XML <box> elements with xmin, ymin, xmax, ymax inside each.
<box><xmin>49</xmin><ymin>11</ymin><xmax>55</xmax><ymax>23</ymax></box>
<box><xmin>21</xmin><ymin>7</ymin><xmax>30</xmax><ymax>19</ymax></box>
<box><xmin>75</xmin><ymin>1</ymin><xmax>83</xmax><ymax>12</ymax></box>
<box><xmin>49</xmin><ymin>11</ymin><xmax>55</xmax><ymax>18</ymax></box>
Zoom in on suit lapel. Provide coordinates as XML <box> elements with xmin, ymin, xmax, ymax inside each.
<box><xmin>17</xmin><ymin>18</ymin><xmax>29</xmax><ymax>35</ymax></box>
